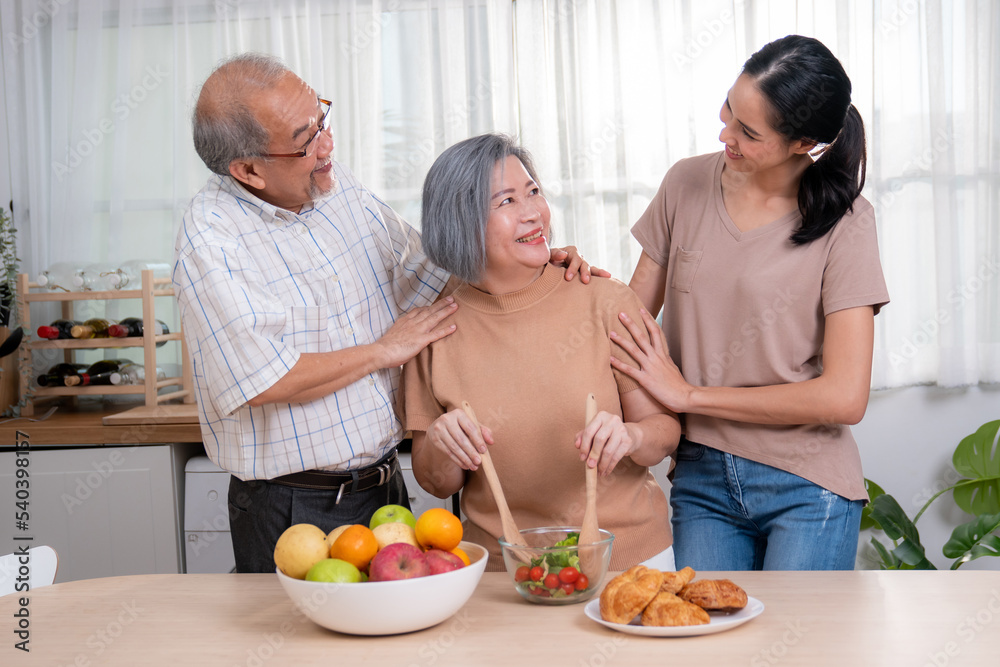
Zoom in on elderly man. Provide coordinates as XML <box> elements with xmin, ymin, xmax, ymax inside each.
<box><xmin>174</xmin><ymin>53</ymin><xmax>600</xmax><ymax>572</ymax></box>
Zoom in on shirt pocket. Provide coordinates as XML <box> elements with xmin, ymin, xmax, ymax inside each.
<box><xmin>670</xmin><ymin>247</ymin><xmax>703</xmax><ymax>293</ymax></box>
<box><xmin>282</xmin><ymin>305</ymin><xmax>334</xmax><ymax>353</ymax></box>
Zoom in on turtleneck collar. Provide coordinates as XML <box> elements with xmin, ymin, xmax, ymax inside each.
<box><xmin>455</xmin><ymin>263</ymin><xmax>563</xmax><ymax>314</ymax></box>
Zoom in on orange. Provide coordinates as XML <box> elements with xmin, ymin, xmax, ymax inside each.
<box><xmin>415</xmin><ymin>508</ymin><xmax>463</xmax><ymax>551</ymax></box>
<box><xmin>450</xmin><ymin>546</ymin><xmax>471</xmax><ymax>567</ymax></box>
<box><xmin>329</xmin><ymin>524</ymin><xmax>379</xmax><ymax>570</ymax></box>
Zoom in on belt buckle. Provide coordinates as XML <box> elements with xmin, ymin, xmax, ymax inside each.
<box><xmin>377</xmin><ymin>461</ymin><xmax>391</xmax><ymax>486</ymax></box>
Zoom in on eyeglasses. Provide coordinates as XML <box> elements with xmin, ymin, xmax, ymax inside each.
<box><xmin>262</xmin><ymin>98</ymin><xmax>333</xmax><ymax>159</ymax></box>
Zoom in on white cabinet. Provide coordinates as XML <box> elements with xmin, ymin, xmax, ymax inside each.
<box><xmin>398</xmin><ymin>452</ymin><xmax>453</xmax><ymax>517</ymax></box>
<box><xmin>0</xmin><ymin>444</ymin><xmax>198</xmax><ymax>583</ymax></box>
<box><xmin>183</xmin><ymin>456</ymin><xmax>235</xmax><ymax>573</ymax></box>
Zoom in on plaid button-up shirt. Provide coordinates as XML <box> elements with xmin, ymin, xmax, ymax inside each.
<box><xmin>173</xmin><ymin>164</ymin><xmax>448</xmax><ymax>480</ymax></box>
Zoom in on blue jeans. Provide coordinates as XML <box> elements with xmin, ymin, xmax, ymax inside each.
<box><xmin>228</xmin><ymin>458</ymin><xmax>409</xmax><ymax>573</ymax></box>
<box><xmin>669</xmin><ymin>440</ymin><xmax>862</xmax><ymax>570</ymax></box>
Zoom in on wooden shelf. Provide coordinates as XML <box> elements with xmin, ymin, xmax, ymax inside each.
<box><xmin>28</xmin><ymin>332</ymin><xmax>184</xmax><ymax>349</ymax></box>
<box><xmin>15</xmin><ymin>270</ymin><xmax>195</xmax><ymax>416</ymax></box>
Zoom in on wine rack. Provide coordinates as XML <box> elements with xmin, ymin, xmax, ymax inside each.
<box><xmin>15</xmin><ymin>270</ymin><xmax>194</xmax><ymax>416</ymax></box>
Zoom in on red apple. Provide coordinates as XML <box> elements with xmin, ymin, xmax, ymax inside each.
<box><xmin>368</xmin><ymin>542</ymin><xmax>431</xmax><ymax>581</ymax></box>
<box><xmin>424</xmin><ymin>548</ymin><xmax>464</xmax><ymax>575</ymax></box>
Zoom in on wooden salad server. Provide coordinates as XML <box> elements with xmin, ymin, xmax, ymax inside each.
<box><xmin>578</xmin><ymin>392</ymin><xmax>602</xmax><ymax>579</ymax></box>
<box><xmin>461</xmin><ymin>401</ymin><xmax>532</xmax><ymax>562</ymax></box>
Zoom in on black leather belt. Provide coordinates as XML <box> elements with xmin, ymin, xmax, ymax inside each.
<box><xmin>271</xmin><ymin>451</ymin><xmax>398</xmax><ymax>504</ymax></box>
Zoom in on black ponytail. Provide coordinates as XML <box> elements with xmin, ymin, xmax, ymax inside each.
<box><xmin>742</xmin><ymin>35</ymin><xmax>866</xmax><ymax>245</ymax></box>
<box><xmin>793</xmin><ymin>105</ymin><xmax>866</xmax><ymax>244</ymax></box>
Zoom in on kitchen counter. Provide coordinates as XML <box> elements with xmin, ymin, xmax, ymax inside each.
<box><xmin>0</xmin><ymin>400</ymin><xmax>202</xmax><ymax>447</ymax></box>
<box><xmin>3</xmin><ymin>570</ymin><xmax>999</xmax><ymax>665</ymax></box>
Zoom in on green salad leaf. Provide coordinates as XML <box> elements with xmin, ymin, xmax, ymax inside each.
<box><xmin>530</xmin><ymin>532</ymin><xmax>581</xmax><ymax>570</ymax></box>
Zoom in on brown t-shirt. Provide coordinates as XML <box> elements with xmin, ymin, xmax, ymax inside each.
<box><xmin>632</xmin><ymin>152</ymin><xmax>889</xmax><ymax>501</ymax></box>
<box><xmin>402</xmin><ymin>265</ymin><xmax>673</xmax><ymax>571</ymax></box>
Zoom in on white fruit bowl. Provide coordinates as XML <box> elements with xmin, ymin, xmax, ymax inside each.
<box><xmin>276</xmin><ymin>541</ymin><xmax>488</xmax><ymax>635</ymax></box>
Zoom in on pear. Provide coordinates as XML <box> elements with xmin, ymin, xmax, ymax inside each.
<box><xmin>273</xmin><ymin>523</ymin><xmax>329</xmax><ymax>579</ymax></box>
<box><xmin>372</xmin><ymin>522</ymin><xmax>422</xmax><ymax>551</ymax></box>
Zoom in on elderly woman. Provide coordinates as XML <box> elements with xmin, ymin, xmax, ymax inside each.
<box><xmin>402</xmin><ymin>134</ymin><xmax>680</xmax><ymax>571</ymax></box>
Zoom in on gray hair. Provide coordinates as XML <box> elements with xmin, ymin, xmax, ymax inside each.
<box><xmin>421</xmin><ymin>133</ymin><xmax>542</xmax><ymax>283</ymax></box>
<box><xmin>192</xmin><ymin>53</ymin><xmax>291</xmax><ymax>175</ymax></box>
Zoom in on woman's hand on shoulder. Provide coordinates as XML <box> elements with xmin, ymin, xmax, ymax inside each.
<box><xmin>574</xmin><ymin>411</ymin><xmax>639</xmax><ymax>477</ymax></box>
<box><xmin>610</xmin><ymin>308</ymin><xmax>694</xmax><ymax>414</ymax></box>
<box><xmin>425</xmin><ymin>408</ymin><xmax>494</xmax><ymax>471</ymax></box>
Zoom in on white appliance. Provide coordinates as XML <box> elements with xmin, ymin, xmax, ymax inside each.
<box><xmin>184</xmin><ymin>456</ymin><xmax>236</xmax><ymax>573</ymax></box>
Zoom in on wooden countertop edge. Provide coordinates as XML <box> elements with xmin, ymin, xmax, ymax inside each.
<box><xmin>0</xmin><ymin>402</ymin><xmax>203</xmax><ymax>445</ymax></box>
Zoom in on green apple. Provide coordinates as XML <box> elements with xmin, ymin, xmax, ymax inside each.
<box><xmin>305</xmin><ymin>558</ymin><xmax>362</xmax><ymax>583</ymax></box>
<box><xmin>369</xmin><ymin>504</ymin><xmax>416</xmax><ymax>530</ymax></box>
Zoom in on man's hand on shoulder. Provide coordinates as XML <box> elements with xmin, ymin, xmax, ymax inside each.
<box><xmin>374</xmin><ymin>296</ymin><xmax>458</xmax><ymax>368</ymax></box>
<box><xmin>549</xmin><ymin>246</ymin><xmax>612</xmax><ymax>284</ymax></box>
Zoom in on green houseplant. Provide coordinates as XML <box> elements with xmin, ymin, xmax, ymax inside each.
<box><xmin>0</xmin><ymin>204</ymin><xmax>23</xmax><ymax>416</ymax></box>
<box><xmin>863</xmin><ymin>419</ymin><xmax>1000</xmax><ymax>569</ymax></box>
<box><xmin>0</xmin><ymin>204</ymin><xmax>18</xmax><ymax>327</ymax></box>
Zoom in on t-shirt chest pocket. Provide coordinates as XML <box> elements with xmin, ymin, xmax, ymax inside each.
<box><xmin>670</xmin><ymin>247</ymin><xmax>703</xmax><ymax>293</ymax></box>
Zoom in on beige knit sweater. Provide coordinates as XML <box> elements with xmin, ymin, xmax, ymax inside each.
<box><xmin>402</xmin><ymin>265</ymin><xmax>672</xmax><ymax>571</ymax></box>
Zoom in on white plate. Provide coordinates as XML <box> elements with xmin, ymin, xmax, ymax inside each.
<box><xmin>584</xmin><ymin>596</ymin><xmax>764</xmax><ymax>637</ymax></box>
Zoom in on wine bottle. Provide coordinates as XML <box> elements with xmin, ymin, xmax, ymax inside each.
<box><xmin>118</xmin><ymin>363</ymin><xmax>167</xmax><ymax>385</ymax></box>
<box><xmin>35</xmin><ymin>262</ymin><xmax>85</xmax><ymax>292</ymax></box>
<box><xmin>64</xmin><ymin>371</ymin><xmax>123</xmax><ymax>386</ymax></box>
<box><xmin>109</xmin><ymin>260</ymin><xmax>172</xmax><ymax>290</ymax></box>
<box><xmin>70</xmin><ymin>318</ymin><xmax>116</xmax><ymax>339</ymax></box>
<box><xmin>36</xmin><ymin>363</ymin><xmax>88</xmax><ymax>387</ymax></box>
<box><xmin>63</xmin><ymin>359</ymin><xmax>134</xmax><ymax>386</ymax></box>
<box><xmin>36</xmin><ymin>319</ymin><xmax>81</xmax><ymax>340</ymax></box>
<box><xmin>75</xmin><ymin>264</ymin><xmax>120</xmax><ymax>291</ymax></box>
<box><xmin>107</xmin><ymin>317</ymin><xmax>170</xmax><ymax>346</ymax></box>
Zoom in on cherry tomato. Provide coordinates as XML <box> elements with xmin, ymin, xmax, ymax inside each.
<box><xmin>575</xmin><ymin>573</ymin><xmax>590</xmax><ymax>591</ymax></box>
<box><xmin>537</xmin><ymin>588</ymin><xmax>551</xmax><ymax>597</ymax></box>
<box><xmin>558</xmin><ymin>566</ymin><xmax>580</xmax><ymax>584</ymax></box>
<box><xmin>544</xmin><ymin>573</ymin><xmax>561</xmax><ymax>590</ymax></box>
<box><xmin>560</xmin><ymin>582</ymin><xmax>576</xmax><ymax>596</ymax></box>
<box><xmin>514</xmin><ymin>566</ymin><xmax>530</xmax><ymax>583</ymax></box>
<box><xmin>529</xmin><ymin>566</ymin><xmax>544</xmax><ymax>582</ymax></box>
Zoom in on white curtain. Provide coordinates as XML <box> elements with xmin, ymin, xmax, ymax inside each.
<box><xmin>1</xmin><ymin>0</ymin><xmax>997</xmax><ymax>387</ymax></box>
<box><xmin>513</xmin><ymin>0</ymin><xmax>999</xmax><ymax>388</ymax></box>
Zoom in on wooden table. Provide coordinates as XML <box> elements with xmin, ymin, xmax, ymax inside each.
<box><xmin>3</xmin><ymin>571</ymin><xmax>999</xmax><ymax>665</ymax></box>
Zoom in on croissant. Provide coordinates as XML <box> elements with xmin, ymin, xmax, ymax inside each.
<box><xmin>678</xmin><ymin>579</ymin><xmax>748</xmax><ymax>613</ymax></box>
<box><xmin>599</xmin><ymin>565</ymin><xmax>664</xmax><ymax>624</ymax></box>
<box><xmin>641</xmin><ymin>591</ymin><xmax>710</xmax><ymax>626</ymax></box>
<box><xmin>659</xmin><ymin>566</ymin><xmax>696</xmax><ymax>594</ymax></box>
